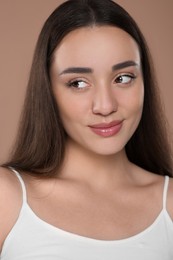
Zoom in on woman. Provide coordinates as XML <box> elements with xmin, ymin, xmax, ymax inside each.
<box><xmin>0</xmin><ymin>0</ymin><xmax>173</xmax><ymax>259</ymax></box>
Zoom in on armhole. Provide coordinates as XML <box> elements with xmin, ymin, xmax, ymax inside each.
<box><xmin>9</xmin><ymin>167</ymin><xmax>27</xmax><ymax>204</ymax></box>
<box><xmin>163</xmin><ymin>175</ymin><xmax>169</xmax><ymax>210</ymax></box>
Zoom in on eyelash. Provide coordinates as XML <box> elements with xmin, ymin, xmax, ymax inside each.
<box><xmin>65</xmin><ymin>73</ymin><xmax>136</xmax><ymax>90</ymax></box>
<box><xmin>114</xmin><ymin>73</ymin><xmax>136</xmax><ymax>85</ymax></box>
<box><xmin>66</xmin><ymin>79</ymin><xmax>89</xmax><ymax>90</ymax></box>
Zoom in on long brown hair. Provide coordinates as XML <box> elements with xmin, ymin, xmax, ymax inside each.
<box><xmin>3</xmin><ymin>0</ymin><xmax>173</xmax><ymax>177</ymax></box>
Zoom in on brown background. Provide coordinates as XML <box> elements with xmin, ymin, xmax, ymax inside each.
<box><xmin>0</xmin><ymin>0</ymin><xmax>173</xmax><ymax>163</ymax></box>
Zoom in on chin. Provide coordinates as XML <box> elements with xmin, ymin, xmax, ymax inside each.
<box><xmin>84</xmin><ymin>141</ymin><xmax>126</xmax><ymax>157</ymax></box>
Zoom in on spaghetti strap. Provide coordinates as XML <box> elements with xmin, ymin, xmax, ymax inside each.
<box><xmin>9</xmin><ymin>167</ymin><xmax>27</xmax><ymax>203</ymax></box>
<box><xmin>163</xmin><ymin>176</ymin><xmax>169</xmax><ymax>209</ymax></box>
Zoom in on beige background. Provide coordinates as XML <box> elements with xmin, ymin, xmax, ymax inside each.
<box><xmin>0</xmin><ymin>0</ymin><xmax>173</xmax><ymax>163</ymax></box>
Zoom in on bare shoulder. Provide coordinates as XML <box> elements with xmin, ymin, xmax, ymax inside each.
<box><xmin>167</xmin><ymin>176</ymin><xmax>173</xmax><ymax>219</ymax></box>
<box><xmin>0</xmin><ymin>166</ymin><xmax>22</xmax><ymax>198</ymax></box>
<box><xmin>131</xmin><ymin>164</ymin><xmax>165</xmax><ymax>187</ymax></box>
<box><xmin>0</xmin><ymin>167</ymin><xmax>22</xmax><ymax>251</ymax></box>
<box><xmin>136</xmin><ymin>168</ymin><xmax>173</xmax><ymax>219</ymax></box>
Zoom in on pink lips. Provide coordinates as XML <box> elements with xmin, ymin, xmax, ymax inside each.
<box><xmin>89</xmin><ymin>120</ymin><xmax>123</xmax><ymax>137</ymax></box>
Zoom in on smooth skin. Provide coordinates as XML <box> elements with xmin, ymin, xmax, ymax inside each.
<box><xmin>0</xmin><ymin>26</ymin><xmax>173</xmax><ymax>251</ymax></box>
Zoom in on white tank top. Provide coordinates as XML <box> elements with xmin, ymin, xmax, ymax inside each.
<box><xmin>1</xmin><ymin>168</ymin><xmax>173</xmax><ymax>260</ymax></box>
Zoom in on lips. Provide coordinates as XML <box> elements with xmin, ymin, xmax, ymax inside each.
<box><xmin>89</xmin><ymin>120</ymin><xmax>123</xmax><ymax>137</ymax></box>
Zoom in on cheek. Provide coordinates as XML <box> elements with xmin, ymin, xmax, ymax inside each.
<box><xmin>118</xmin><ymin>85</ymin><xmax>144</xmax><ymax>116</ymax></box>
<box><xmin>54</xmin><ymin>92</ymin><xmax>89</xmax><ymax>123</ymax></box>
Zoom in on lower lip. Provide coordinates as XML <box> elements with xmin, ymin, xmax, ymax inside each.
<box><xmin>89</xmin><ymin>123</ymin><xmax>123</xmax><ymax>137</ymax></box>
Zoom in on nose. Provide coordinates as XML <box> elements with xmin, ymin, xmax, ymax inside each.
<box><xmin>92</xmin><ymin>84</ymin><xmax>117</xmax><ymax>116</ymax></box>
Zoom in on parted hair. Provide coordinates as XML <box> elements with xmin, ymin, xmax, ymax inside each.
<box><xmin>3</xmin><ymin>0</ymin><xmax>173</xmax><ymax>177</ymax></box>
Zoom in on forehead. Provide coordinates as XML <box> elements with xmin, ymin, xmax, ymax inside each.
<box><xmin>52</xmin><ymin>26</ymin><xmax>140</xmax><ymax>69</ymax></box>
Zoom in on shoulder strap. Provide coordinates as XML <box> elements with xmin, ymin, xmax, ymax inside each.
<box><xmin>9</xmin><ymin>167</ymin><xmax>27</xmax><ymax>203</ymax></box>
<box><xmin>163</xmin><ymin>175</ymin><xmax>169</xmax><ymax>209</ymax></box>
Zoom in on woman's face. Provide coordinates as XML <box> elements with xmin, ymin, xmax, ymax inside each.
<box><xmin>50</xmin><ymin>26</ymin><xmax>144</xmax><ymax>156</ymax></box>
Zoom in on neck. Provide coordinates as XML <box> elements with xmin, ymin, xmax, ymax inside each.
<box><xmin>58</xmin><ymin>139</ymin><xmax>133</xmax><ymax>190</ymax></box>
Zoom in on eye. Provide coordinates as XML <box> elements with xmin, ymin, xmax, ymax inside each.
<box><xmin>66</xmin><ymin>79</ymin><xmax>89</xmax><ymax>90</ymax></box>
<box><xmin>115</xmin><ymin>74</ymin><xmax>136</xmax><ymax>85</ymax></box>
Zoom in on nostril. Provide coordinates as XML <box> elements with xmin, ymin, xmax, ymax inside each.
<box><xmin>92</xmin><ymin>86</ymin><xmax>118</xmax><ymax>115</ymax></box>
<box><xmin>92</xmin><ymin>104</ymin><xmax>117</xmax><ymax>116</ymax></box>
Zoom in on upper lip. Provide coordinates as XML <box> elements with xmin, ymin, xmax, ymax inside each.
<box><xmin>89</xmin><ymin>120</ymin><xmax>123</xmax><ymax>129</ymax></box>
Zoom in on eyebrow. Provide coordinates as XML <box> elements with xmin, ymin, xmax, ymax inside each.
<box><xmin>112</xmin><ymin>60</ymin><xmax>138</xmax><ymax>71</ymax></box>
<box><xmin>59</xmin><ymin>67</ymin><xmax>93</xmax><ymax>75</ymax></box>
<box><xmin>59</xmin><ymin>60</ymin><xmax>138</xmax><ymax>75</ymax></box>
